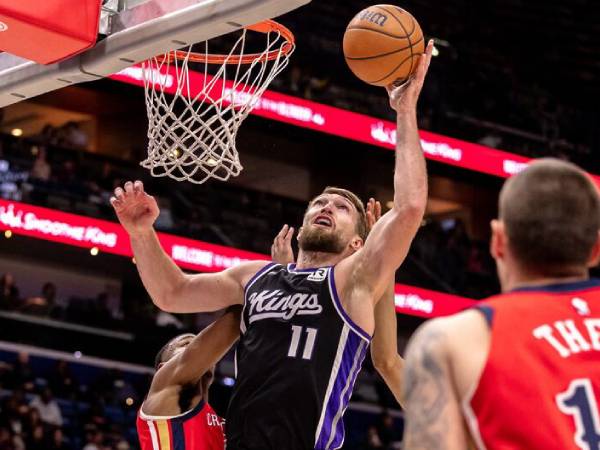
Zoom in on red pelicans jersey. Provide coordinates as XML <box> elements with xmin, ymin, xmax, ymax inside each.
<box><xmin>465</xmin><ymin>279</ymin><xmax>600</xmax><ymax>450</ymax></box>
<box><xmin>137</xmin><ymin>399</ymin><xmax>225</xmax><ymax>450</ymax></box>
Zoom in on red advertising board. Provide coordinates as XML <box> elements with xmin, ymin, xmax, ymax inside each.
<box><xmin>0</xmin><ymin>199</ymin><xmax>478</xmax><ymax>318</ymax></box>
<box><xmin>110</xmin><ymin>67</ymin><xmax>600</xmax><ymax>185</ymax></box>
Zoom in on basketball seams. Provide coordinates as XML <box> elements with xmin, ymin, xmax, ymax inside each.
<box><xmin>346</xmin><ymin>25</ymin><xmax>411</xmax><ymax>40</ymax></box>
<box><xmin>369</xmin><ymin>56</ymin><xmax>411</xmax><ymax>84</ymax></box>
<box><xmin>375</xmin><ymin>5</ymin><xmax>416</xmax><ymax>79</ymax></box>
<box><xmin>345</xmin><ymin>41</ymin><xmax>415</xmax><ymax>60</ymax></box>
<box><xmin>346</xmin><ymin>35</ymin><xmax>423</xmax><ymax>61</ymax></box>
<box><xmin>374</xmin><ymin>5</ymin><xmax>413</xmax><ymax>32</ymax></box>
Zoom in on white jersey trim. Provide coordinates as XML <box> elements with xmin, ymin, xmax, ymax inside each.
<box><xmin>327</xmin><ymin>267</ymin><xmax>371</xmax><ymax>343</ymax></box>
<box><xmin>147</xmin><ymin>420</ymin><xmax>160</xmax><ymax>450</ymax></box>
<box><xmin>314</xmin><ymin>325</ymin><xmax>349</xmax><ymax>445</ymax></box>
<box><xmin>326</xmin><ymin>339</ymin><xmax>368</xmax><ymax>449</ymax></box>
<box><xmin>461</xmin><ymin>382</ymin><xmax>488</xmax><ymax>450</ymax></box>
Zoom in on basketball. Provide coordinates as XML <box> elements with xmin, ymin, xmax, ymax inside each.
<box><xmin>343</xmin><ymin>5</ymin><xmax>424</xmax><ymax>87</ymax></box>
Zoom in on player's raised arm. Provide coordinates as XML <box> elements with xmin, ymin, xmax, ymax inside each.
<box><xmin>150</xmin><ymin>306</ymin><xmax>242</xmax><ymax>392</ymax></box>
<box><xmin>338</xmin><ymin>40</ymin><xmax>433</xmax><ymax>302</ymax></box>
<box><xmin>402</xmin><ymin>318</ymin><xmax>468</xmax><ymax>449</ymax></box>
<box><xmin>111</xmin><ymin>180</ymin><xmax>268</xmax><ymax>313</ymax></box>
<box><xmin>371</xmin><ymin>282</ymin><xmax>405</xmax><ymax>408</ymax></box>
<box><xmin>362</xmin><ymin>199</ymin><xmax>405</xmax><ymax>407</ymax></box>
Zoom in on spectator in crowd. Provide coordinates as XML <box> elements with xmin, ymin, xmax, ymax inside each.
<box><xmin>47</xmin><ymin>428</ymin><xmax>72</xmax><ymax>450</ymax></box>
<box><xmin>0</xmin><ymin>273</ymin><xmax>19</xmax><ymax>311</ymax></box>
<box><xmin>23</xmin><ymin>408</ymin><xmax>42</xmax><ymax>441</ymax></box>
<box><xmin>115</xmin><ymin>439</ymin><xmax>130</xmax><ymax>450</ymax></box>
<box><xmin>377</xmin><ymin>411</ymin><xmax>402</xmax><ymax>449</ymax></box>
<box><xmin>366</xmin><ymin>425</ymin><xmax>384</xmax><ymax>449</ymax></box>
<box><xmin>84</xmin><ymin>400</ymin><xmax>107</xmax><ymax>429</ymax></box>
<box><xmin>11</xmin><ymin>355</ymin><xmax>34</xmax><ymax>392</ymax></box>
<box><xmin>0</xmin><ymin>394</ymin><xmax>27</xmax><ymax>447</ymax></box>
<box><xmin>34</xmin><ymin>124</ymin><xmax>59</xmax><ymax>147</ymax></box>
<box><xmin>22</xmin><ymin>282</ymin><xmax>58</xmax><ymax>316</ymax></box>
<box><xmin>29</xmin><ymin>147</ymin><xmax>51</xmax><ymax>182</ymax></box>
<box><xmin>29</xmin><ymin>388</ymin><xmax>63</xmax><ymax>428</ymax></box>
<box><xmin>25</xmin><ymin>425</ymin><xmax>45</xmax><ymax>450</ymax></box>
<box><xmin>41</xmin><ymin>282</ymin><xmax>58</xmax><ymax>312</ymax></box>
<box><xmin>82</xmin><ymin>428</ymin><xmax>104</xmax><ymax>450</ymax></box>
<box><xmin>60</xmin><ymin>122</ymin><xmax>88</xmax><ymax>149</ymax></box>
<box><xmin>53</xmin><ymin>160</ymin><xmax>78</xmax><ymax>188</ymax></box>
<box><xmin>0</xmin><ymin>425</ymin><xmax>16</xmax><ymax>450</ymax></box>
<box><xmin>49</xmin><ymin>361</ymin><xmax>77</xmax><ymax>400</ymax></box>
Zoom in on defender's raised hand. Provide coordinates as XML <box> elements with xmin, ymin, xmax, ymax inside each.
<box><xmin>271</xmin><ymin>224</ymin><xmax>295</xmax><ymax>265</ymax></box>
<box><xmin>110</xmin><ymin>180</ymin><xmax>159</xmax><ymax>236</ymax></box>
<box><xmin>387</xmin><ymin>39</ymin><xmax>434</xmax><ymax>114</ymax></box>
<box><xmin>365</xmin><ymin>198</ymin><xmax>383</xmax><ymax>232</ymax></box>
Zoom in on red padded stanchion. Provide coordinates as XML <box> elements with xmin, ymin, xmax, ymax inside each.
<box><xmin>0</xmin><ymin>0</ymin><xmax>101</xmax><ymax>64</ymax></box>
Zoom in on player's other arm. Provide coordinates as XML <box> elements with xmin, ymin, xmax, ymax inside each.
<box><xmin>402</xmin><ymin>318</ymin><xmax>468</xmax><ymax>450</ymax></box>
<box><xmin>371</xmin><ymin>281</ymin><xmax>405</xmax><ymax>408</ymax></box>
<box><xmin>339</xmin><ymin>41</ymin><xmax>433</xmax><ymax>302</ymax></box>
<box><xmin>150</xmin><ymin>306</ymin><xmax>242</xmax><ymax>393</ymax></box>
<box><xmin>111</xmin><ymin>181</ymin><xmax>267</xmax><ymax>313</ymax></box>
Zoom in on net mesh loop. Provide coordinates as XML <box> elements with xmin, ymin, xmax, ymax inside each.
<box><xmin>140</xmin><ymin>20</ymin><xmax>294</xmax><ymax>184</ymax></box>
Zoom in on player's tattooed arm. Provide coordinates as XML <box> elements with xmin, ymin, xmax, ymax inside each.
<box><xmin>402</xmin><ymin>319</ymin><xmax>468</xmax><ymax>450</ymax></box>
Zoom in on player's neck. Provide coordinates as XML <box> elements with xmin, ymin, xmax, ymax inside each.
<box><xmin>296</xmin><ymin>250</ymin><xmax>345</xmax><ymax>269</ymax></box>
<box><xmin>505</xmin><ymin>267</ymin><xmax>589</xmax><ymax>292</ymax></box>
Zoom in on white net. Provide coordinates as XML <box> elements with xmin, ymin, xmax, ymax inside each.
<box><xmin>140</xmin><ymin>22</ymin><xmax>294</xmax><ymax>184</ymax></box>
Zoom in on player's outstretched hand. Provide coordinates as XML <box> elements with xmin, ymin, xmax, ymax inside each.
<box><xmin>386</xmin><ymin>39</ymin><xmax>434</xmax><ymax>114</ymax></box>
<box><xmin>110</xmin><ymin>180</ymin><xmax>159</xmax><ymax>236</ymax></box>
<box><xmin>365</xmin><ymin>198</ymin><xmax>382</xmax><ymax>233</ymax></box>
<box><xmin>271</xmin><ymin>224</ymin><xmax>295</xmax><ymax>265</ymax></box>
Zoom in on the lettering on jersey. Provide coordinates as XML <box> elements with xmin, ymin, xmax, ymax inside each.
<box><xmin>533</xmin><ymin>319</ymin><xmax>600</xmax><ymax>358</ymax></box>
<box><xmin>207</xmin><ymin>413</ymin><xmax>224</xmax><ymax>429</ymax></box>
<box><xmin>247</xmin><ymin>289</ymin><xmax>323</xmax><ymax>323</ymax></box>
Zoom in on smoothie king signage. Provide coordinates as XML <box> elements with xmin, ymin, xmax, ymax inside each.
<box><xmin>0</xmin><ymin>199</ymin><xmax>477</xmax><ymax>318</ymax></box>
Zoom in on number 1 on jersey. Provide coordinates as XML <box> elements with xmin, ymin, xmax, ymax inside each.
<box><xmin>288</xmin><ymin>325</ymin><xmax>318</xmax><ymax>360</ymax></box>
<box><xmin>556</xmin><ymin>378</ymin><xmax>600</xmax><ymax>450</ymax></box>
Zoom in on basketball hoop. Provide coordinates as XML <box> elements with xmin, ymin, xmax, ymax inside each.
<box><xmin>140</xmin><ymin>20</ymin><xmax>295</xmax><ymax>184</ymax></box>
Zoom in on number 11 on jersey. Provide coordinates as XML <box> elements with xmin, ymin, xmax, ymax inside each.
<box><xmin>288</xmin><ymin>325</ymin><xmax>318</xmax><ymax>360</ymax></box>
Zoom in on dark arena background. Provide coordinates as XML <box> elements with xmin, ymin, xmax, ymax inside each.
<box><xmin>0</xmin><ymin>0</ymin><xmax>599</xmax><ymax>448</ymax></box>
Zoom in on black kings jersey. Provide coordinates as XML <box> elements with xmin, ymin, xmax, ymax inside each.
<box><xmin>226</xmin><ymin>263</ymin><xmax>371</xmax><ymax>450</ymax></box>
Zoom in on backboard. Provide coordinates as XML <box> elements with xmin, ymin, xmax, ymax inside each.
<box><xmin>0</xmin><ymin>0</ymin><xmax>310</xmax><ymax>108</ymax></box>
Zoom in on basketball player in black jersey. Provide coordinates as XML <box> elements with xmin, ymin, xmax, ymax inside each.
<box><xmin>271</xmin><ymin>199</ymin><xmax>406</xmax><ymax>409</ymax></box>
<box><xmin>112</xmin><ymin>39</ymin><xmax>434</xmax><ymax>450</ymax></box>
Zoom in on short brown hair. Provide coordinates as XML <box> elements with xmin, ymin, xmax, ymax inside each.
<box><xmin>313</xmin><ymin>187</ymin><xmax>368</xmax><ymax>241</ymax></box>
<box><xmin>154</xmin><ymin>334</ymin><xmax>194</xmax><ymax>369</ymax></box>
<box><xmin>499</xmin><ymin>159</ymin><xmax>600</xmax><ymax>274</ymax></box>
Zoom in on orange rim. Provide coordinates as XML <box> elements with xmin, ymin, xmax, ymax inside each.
<box><xmin>156</xmin><ymin>20</ymin><xmax>294</xmax><ymax>65</ymax></box>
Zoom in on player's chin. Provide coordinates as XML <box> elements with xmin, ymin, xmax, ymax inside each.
<box><xmin>308</xmin><ymin>224</ymin><xmax>335</xmax><ymax>235</ymax></box>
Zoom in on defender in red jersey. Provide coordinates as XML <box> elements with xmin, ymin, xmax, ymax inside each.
<box><xmin>137</xmin><ymin>307</ymin><xmax>241</xmax><ymax>450</ymax></box>
<box><xmin>402</xmin><ymin>159</ymin><xmax>600</xmax><ymax>450</ymax></box>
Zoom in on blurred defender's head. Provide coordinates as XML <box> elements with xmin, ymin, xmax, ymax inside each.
<box><xmin>154</xmin><ymin>333</ymin><xmax>217</xmax><ymax>386</ymax></box>
<box><xmin>491</xmin><ymin>159</ymin><xmax>600</xmax><ymax>290</ymax></box>
<box><xmin>155</xmin><ymin>334</ymin><xmax>195</xmax><ymax>370</ymax></box>
<box><xmin>298</xmin><ymin>187</ymin><xmax>367</xmax><ymax>256</ymax></box>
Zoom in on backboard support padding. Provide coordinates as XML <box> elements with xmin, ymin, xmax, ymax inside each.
<box><xmin>0</xmin><ymin>0</ymin><xmax>310</xmax><ymax>107</ymax></box>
